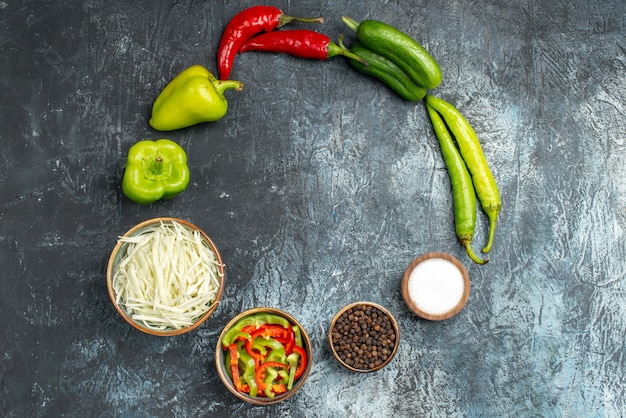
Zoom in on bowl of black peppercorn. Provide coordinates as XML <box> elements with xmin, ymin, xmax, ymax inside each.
<box><xmin>328</xmin><ymin>301</ymin><xmax>399</xmax><ymax>372</ymax></box>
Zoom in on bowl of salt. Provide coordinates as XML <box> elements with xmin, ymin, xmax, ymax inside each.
<box><xmin>401</xmin><ymin>252</ymin><xmax>470</xmax><ymax>321</ymax></box>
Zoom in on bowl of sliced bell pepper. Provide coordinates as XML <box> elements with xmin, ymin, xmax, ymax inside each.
<box><xmin>215</xmin><ymin>307</ymin><xmax>313</xmax><ymax>404</ymax></box>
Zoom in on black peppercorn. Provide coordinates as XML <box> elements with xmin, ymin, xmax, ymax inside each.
<box><xmin>330</xmin><ymin>303</ymin><xmax>397</xmax><ymax>371</ymax></box>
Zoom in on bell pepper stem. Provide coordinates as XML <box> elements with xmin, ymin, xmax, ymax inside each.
<box><xmin>144</xmin><ymin>154</ymin><xmax>172</xmax><ymax>181</ymax></box>
<box><xmin>214</xmin><ymin>79</ymin><xmax>244</xmax><ymax>95</ymax></box>
<box><xmin>150</xmin><ymin>155</ymin><xmax>164</xmax><ymax>176</ymax></box>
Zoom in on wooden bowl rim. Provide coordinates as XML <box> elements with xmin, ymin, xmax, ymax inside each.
<box><xmin>215</xmin><ymin>307</ymin><xmax>313</xmax><ymax>405</ymax></box>
<box><xmin>106</xmin><ymin>217</ymin><xmax>225</xmax><ymax>336</ymax></box>
<box><xmin>400</xmin><ymin>252</ymin><xmax>470</xmax><ymax>321</ymax></box>
<box><xmin>327</xmin><ymin>301</ymin><xmax>400</xmax><ymax>373</ymax></box>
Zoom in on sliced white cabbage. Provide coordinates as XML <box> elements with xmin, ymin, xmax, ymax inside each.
<box><xmin>113</xmin><ymin>220</ymin><xmax>223</xmax><ymax>331</ymax></box>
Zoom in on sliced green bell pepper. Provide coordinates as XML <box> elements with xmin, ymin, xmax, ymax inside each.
<box><xmin>149</xmin><ymin>65</ymin><xmax>244</xmax><ymax>131</ymax></box>
<box><xmin>257</xmin><ymin>339</ymin><xmax>286</xmax><ymax>364</ymax></box>
<box><xmin>292</xmin><ymin>325</ymin><xmax>303</xmax><ymax>348</ymax></box>
<box><xmin>221</xmin><ymin>313</ymin><xmax>291</xmax><ymax>348</ymax></box>
<box><xmin>121</xmin><ymin>139</ymin><xmax>190</xmax><ymax>205</ymax></box>
<box><xmin>238</xmin><ymin>344</ymin><xmax>259</xmax><ymax>397</ymax></box>
<box><xmin>286</xmin><ymin>352</ymin><xmax>299</xmax><ymax>390</ymax></box>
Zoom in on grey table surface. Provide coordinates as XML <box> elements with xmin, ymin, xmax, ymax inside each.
<box><xmin>1</xmin><ymin>0</ymin><xmax>625</xmax><ymax>417</ymax></box>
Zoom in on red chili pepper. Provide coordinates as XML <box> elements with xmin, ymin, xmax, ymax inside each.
<box><xmin>217</xmin><ymin>6</ymin><xmax>324</xmax><ymax>80</ymax></box>
<box><xmin>239</xmin><ymin>29</ymin><xmax>368</xmax><ymax>65</ymax></box>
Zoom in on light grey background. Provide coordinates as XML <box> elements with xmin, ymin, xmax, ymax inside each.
<box><xmin>1</xmin><ymin>0</ymin><xmax>625</xmax><ymax>416</ymax></box>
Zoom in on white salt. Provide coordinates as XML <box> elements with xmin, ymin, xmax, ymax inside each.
<box><xmin>407</xmin><ymin>258</ymin><xmax>465</xmax><ymax>315</ymax></box>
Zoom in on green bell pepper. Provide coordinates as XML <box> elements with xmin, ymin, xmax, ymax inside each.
<box><xmin>292</xmin><ymin>325</ymin><xmax>303</xmax><ymax>348</ymax></box>
<box><xmin>265</xmin><ymin>348</ymin><xmax>287</xmax><ymax>365</ymax></box>
<box><xmin>121</xmin><ymin>139</ymin><xmax>190</xmax><ymax>205</ymax></box>
<box><xmin>286</xmin><ymin>352</ymin><xmax>299</xmax><ymax>390</ymax></box>
<box><xmin>149</xmin><ymin>65</ymin><xmax>244</xmax><ymax>131</ymax></box>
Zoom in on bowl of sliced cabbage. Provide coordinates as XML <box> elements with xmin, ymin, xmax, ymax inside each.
<box><xmin>107</xmin><ymin>217</ymin><xmax>225</xmax><ymax>336</ymax></box>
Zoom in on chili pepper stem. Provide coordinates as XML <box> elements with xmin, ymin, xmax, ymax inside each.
<box><xmin>328</xmin><ymin>39</ymin><xmax>368</xmax><ymax>66</ymax></box>
<box><xmin>482</xmin><ymin>213</ymin><xmax>498</xmax><ymax>253</ymax></box>
<box><xmin>461</xmin><ymin>238</ymin><xmax>489</xmax><ymax>265</ymax></box>
<box><xmin>278</xmin><ymin>15</ymin><xmax>324</xmax><ymax>27</ymax></box>
<box><xmin>337</xmin><ymin>34</ymin><xmax>348</xmax><ymax>50</ymax></box>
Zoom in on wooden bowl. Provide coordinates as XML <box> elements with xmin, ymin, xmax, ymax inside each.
<box><xmin>328</xmin><ymin>301</ymin><xmax>399</xmax><ymax>373</ymax></box>
<box><xmin>215</xmin><ymin>307</ymin><xmax>313</xmax><ymax>405</ymax></box>
<box><xmin>106</xmin><ymin>217</ymin><xmax>225</xmax><ymax>336</ymax></box>
<box><xmin>401</xmin><ymin>252</ymin><xmax>470</xmax><ymax>321</ymax></box>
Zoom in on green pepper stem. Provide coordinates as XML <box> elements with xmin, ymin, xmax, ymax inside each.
<box><xmin>278</xmin><ymin>15</ymin><xmax>324</xmax><ymax>27</ymax></box>
<box><xmin>214</xmin><ymin>79</ymin><xmax>244</xmax><ymax>95</ymax></box>
<box><xmin>481</xmin><ymin>213</ymin><xmax>498</xmax><ymax>253</ymax></box>
<box><xmin>462</xmin><ymin>238</ymin><xmax>489</xmax><ymax>265</ymax></box>
<box><xmin>328</xmin><ymin>39</ymin><xmax>369</xmax><ymax>66</ymax></box>
<box><xmin>150</xmin><ymin>155</ymin><xmax>164</xmax><ymax>176</ymax></box>
<box><xmin>341</xmin><ymin>16</ymin><xmax>360</xmax><ymax>32</ymax></box>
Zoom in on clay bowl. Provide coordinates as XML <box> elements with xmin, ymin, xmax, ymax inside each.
<box><xmin>401</xmin><ymin>252</ymin><xmax>470</xmax><ymax>321</ymax></box>
<box><xmin>328</xmin><ymin>301</ymin><xmax>400</xmax><ymax>373</ymax></box>
<box><xmin>215</xmin><ymin>307</ymin><xmax>313</xmax><ymax>405</ymax></box>
<box><xmin>106</xmin><ymin>217</ymin><xmax>225</xmax><ymax>336</ymax></box>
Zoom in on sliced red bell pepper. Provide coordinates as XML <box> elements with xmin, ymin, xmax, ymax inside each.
<box><xmin>240</xmin><ymin>325</ymin><xmax>258</xmax><ymax>333</ymax></box>
<box><xmin>246</xmin><ymin>329</ymin><xmax>290</xmax><ymax>368</ymax></box>
<box><xmin>274</xmin><ymin>324</ymin><xmax>295</xmax><ymax>354</ymax></box>
<box><xmin>286</xmin><ymin>325</ymin><xmax>296</xmax><ymax>352</ymax></box>
<box><xmin>231</xmin><ymin>325</ymin><xmax>258</xmax><ymax>344</ymax></box>
<box><xmin>272</xmin><ymin>383</ymin><xmax>287</xmax><ymax>395</ymax></box>
<box><xmin>250</xmin><ymin>324</ymin><xmax>290</xmax><ymax>340</ymax></box>
<box><xmin>275</xmin><ymin>337</ymin><xmax>294</xmax><ymax>354</ymax></box>
<box><xmin>245</xmin><ymin>338</ymin><xmax>264</xmax><ymax>369</ymax></box>
<box><xmin>228</xmin><ymin>343</ymin><xmax>250</xmax><ymax>393</ymax></box>
<box><xmin>254</xmin><ymin>361</ymin><xmax>288</xmax><ymax>396</ymax></box>
<box><xmin>292</xmin><ymin>345</ymin><xmax>307</xmax><ymax>379</ymax></box>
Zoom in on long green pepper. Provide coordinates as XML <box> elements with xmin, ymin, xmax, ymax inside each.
<box><xmin>342</xmin><ymin>16</ymin><xmax>442</xmax><ymax>90</ymax></box>
<box><xmin>426</xmin><ymin>104</ymin><xmax>487</xmax><ymax>264</ymax></box>
<box><xmin>425</xmin><ymin>95</ymin><xmax>501</xmax><ymax>254</ymax></box>
<box><xmin>337</xmin><ymin>36</ymin><xmax>427</xmax><ymax>101</ymax></box>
